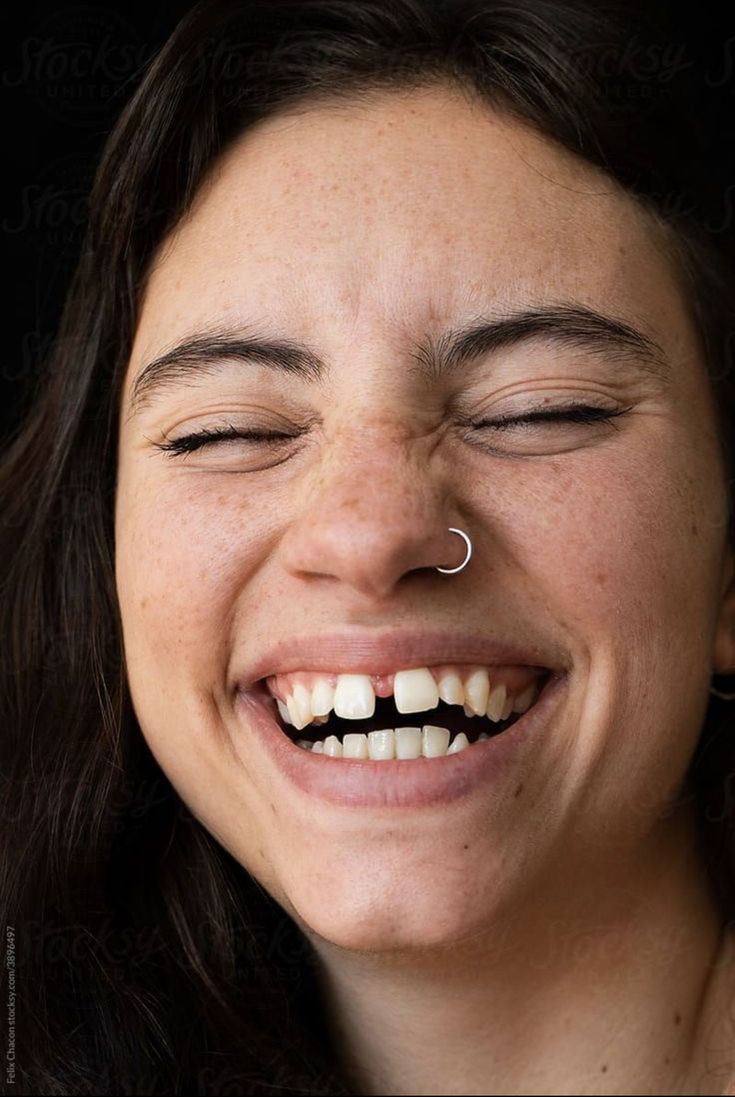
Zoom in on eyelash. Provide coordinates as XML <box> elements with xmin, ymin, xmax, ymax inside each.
<box><xmin>154</xmin><ymin>426</ymin><xmax>294</xmax><ymax>456</ymax></box>
<box><xmin>154</xmin><ymin>404</ymin><xmax>632</xmax><ymax>456</ymax></box>
<box><xmin>471</xmin><ymin>403</ymin><xmax>633</xmax><ymax>432</ymax></box>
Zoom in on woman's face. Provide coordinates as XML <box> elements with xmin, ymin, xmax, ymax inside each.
<box><xmin>115</xmin><ymin>85</ymin><xmax>735</xmax><ymax>951</ymax></box>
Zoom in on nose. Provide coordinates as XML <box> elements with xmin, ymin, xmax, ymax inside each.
<box><xmin>278</xmin><ymin>429</ymin><xmax>470</xmax><ymax>600</ymax></box>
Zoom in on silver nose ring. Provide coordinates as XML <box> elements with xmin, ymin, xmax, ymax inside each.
<box><xmin>435</xmin><ymin>527</ymin><xmax>473</xmax><ymax>574</ymax></box>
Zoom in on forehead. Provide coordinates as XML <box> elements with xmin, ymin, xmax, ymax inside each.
<box><xmin>132</xmin><ymin>84</ymin><xmax>688</xmax><ymax>368</ymax></box>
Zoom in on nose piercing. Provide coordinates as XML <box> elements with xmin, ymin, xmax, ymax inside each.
<box><xmin>435</xmin><ymin>527</ymin><xmax>472</xmax><ymax>574</ymax></box>
<box><xmin>432</xmin><ymin>527</ymin><xmax>734</xmax><ymax>695</ymax></box>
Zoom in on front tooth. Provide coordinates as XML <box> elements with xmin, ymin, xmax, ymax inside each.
<box><xmin>311</xmin><ymin>677</ymin><xmax>336</xmax><ymax>717</ymax></box>
<box><xmin>394</xmin><ymin>668</ymin><xmax>439</xmax><ymax>714</ymax></box>
<box><xmin>486</xmin><ymin>683</ymin><xmax>507</xmax><ymax>722</ymax></box>
<box><xmin>312</xmin><ymin>740</ymin><xmax>324</xmax><ymax>754</ymax></box>
<box><xmin>422</xmin><ymin>725</ymin><xmax>450</xmax><ymax>757</ymax></box>
<box><xmin>323</xmin><ymin>735</ymin><xmax>342</xmax><ymax>757</ymax></box>
<box><xmin>368</xmin><ymin>729</ymin><xmax>395</xmax><ymax>760</ymax></box>
<box><xmin>500</xmin><ymin>694</ymin><xmax>514</xmax><ymax>720</ymax></box>
<box><xmin>437</xmin><ymin>671</ymin><xmax>465</xmax><ymax>705</ymax></box>
<box><xmin>394</xmin><ymin>727</ymin><xmax>422</xmax><ymax>759</ymax></box>
<box><xmin>334</xmin><ymin>674</ymin><xmax>375</xmax><ymax>719</ymax></box>
<box><xmin>464</xmin><ymin>668</ymin><xmax>490</xmax><ymax>715</ymax></box>
<box><xmin>342</xmin><ymin>732</ymin><xmax>368</xmax><ymax>759</ymax></box>
<box><xmin>447</xmin><ymin>731</ymin><xmax>470</xmax><ymax>754</ymax></box>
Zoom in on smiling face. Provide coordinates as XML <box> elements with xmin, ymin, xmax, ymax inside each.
<box><xmin>115</xmin><ymin>84</ymin><xmax>735</xmax><ymax>952</ymax></box>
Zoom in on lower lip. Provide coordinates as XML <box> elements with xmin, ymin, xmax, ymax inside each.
<box><xmin>236</xmin><ymin>671</ymin><xmax>568</xmax><ymax>808</ymax></box>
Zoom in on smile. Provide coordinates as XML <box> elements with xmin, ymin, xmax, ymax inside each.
<box><xmin>264</xmin><ymin>664</ymin><xmax>549</xmax><ymax>759</ymax></box>
<box><xmin>238</xmin><ymin>663</ymin><xmax>567</xmax><ymax>807</ymax></box>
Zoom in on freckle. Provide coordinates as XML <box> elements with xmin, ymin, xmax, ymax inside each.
<box><xmin>594</xmin><ymin>572</ymin><xmax>608</xmax><ymax>587</ymax></box>
<box><xmin>514</xmin><ymin>783</ymin><xmax>524</xmax><ymax>798</ymax></box>
<box><xmin>664</xmin><ymin>1056</ymin><xmax>671</xmax><ymax>1065</ymax></box>
<box><xmin>463</xmin><ymin>843</ymin><xmax>469</xmax><ymax>850</ymax></box>
<box><xmin>601</xmin><ymin>1064</ymin><xmax>608</xmax><ymax>1073</ymax></box>
<box><xmin>139</xmin><ymin>596</ymin><xmax>149</xmax><ymax>609</ymax></box>
<box><xmin>674</xmin><ymin>1011</ymin><xmax>681</xmax><ymax>1025</ymax></box>
<box><xmin>691</xmin><ymin>520</ymin><xmax>698</xmax><ymax>537</ymax></box>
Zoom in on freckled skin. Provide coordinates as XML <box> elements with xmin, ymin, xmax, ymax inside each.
<box><xmin>115</xmin><ymin>87</ymin><xmax>735</xmax><ymax>1092</ymax></box>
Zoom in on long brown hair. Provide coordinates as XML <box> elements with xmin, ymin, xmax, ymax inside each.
<box><xmin>2</xmin><ymin>1</ymin><xmax>734</xmax><ymax>1092</ymax></box>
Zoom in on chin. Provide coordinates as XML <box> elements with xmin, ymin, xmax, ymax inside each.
<box><xmin>270</xmin><ymin>855</ymin><xmax>504</xmax><ymax>954</ymax></box>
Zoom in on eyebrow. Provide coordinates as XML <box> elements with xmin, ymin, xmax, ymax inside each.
<box><xmin>127</xmin><ymin>302</ymin><xmax>669</xmax><ymax>413</ymax></box>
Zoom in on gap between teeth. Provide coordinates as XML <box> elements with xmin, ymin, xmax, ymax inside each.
<box><xmin>272</xmin><ymin>666</ymin><xmax>540</xmax><ymax>732</ymax></box>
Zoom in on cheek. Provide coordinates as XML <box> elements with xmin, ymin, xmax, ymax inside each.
<box><xmin>114</xmin><ymin>471</ymin><xmax>284</xmax><ymax>880</ymax></box>
<box><xmin>115</xmin><ymin>474</ymin><xmax>269</xmax><ymax>698</ymax></box>
<box><xmin>503</xmin><ymin>438</ymin><xmax>723</xmax><ymax>647</ymax></box>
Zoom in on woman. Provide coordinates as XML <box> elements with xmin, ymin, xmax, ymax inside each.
<box><xmin>2</xmin><ymin>0</ymin><xmax>735</xmax><ymax>1092</ymax></box>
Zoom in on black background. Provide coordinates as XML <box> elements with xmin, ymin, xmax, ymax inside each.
<box><xmin>2</xmin><ymin>0</ymin><xmax>735</xmax><ymax>446</ymax></box>
<box><xmin>2</xmin><ymin>1</ymin><xmax>193</xmax><ymax>443</ymax></box>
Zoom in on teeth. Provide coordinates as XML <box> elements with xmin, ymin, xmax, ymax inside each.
<box><xmin>292</xmin><ymin>682</ymin><xmax>313</xmax><ymax>727</ymax></box>
<box><xmin>334</xmin><ymin>674</ymin><xmax>376</xmax><ymax>720</ymax></box>
<box><xmin>447</xmin><ymin>731</ymin><xmax>470</xmax><ymax>754</ymax></box>
<box><xmin>296</xmin><ymin>720</ymin><xmax>518</xmax><ymax>757</ymax></box>
<box><xmin>286</xmin><ymin>694</ymin><xmax>310</xmax><ymax>731</ymax></box>
<box><xmin>422</xmin><ymin>725</ymin><xmax>450</xmax><ymax>757</ymax></box>
<box><xmin>395</xmin><ymin>726</ymin><xmax>422</xmax><ymax>759</ymax></box>
<box><xmin>277</xmin><ymin>698</ymin><xmax>293</xmax><ymax>726</ymax></box>
<box><xmin>393</xmin><ymin>668</ymin><xmax>440</xmax><ymax>714</ymax></box>
<box><xmin>311</xmin><ymin>677</ymin><xmax>335</xmax><ymax>717</ymax></box>
<box><xmin>342</xmin><ymin>732</ymin><xmax>369</xmax><ymax>759</ymax></box>
<box><xmin>367</xmin><ymin>729</ymin><xmax>395</xmax><ymax>760</ymax></box>
<box><xmin>464</xmin><ymin>668</ymin><xmax>490</xmax><ymax>716</ymax></box>
<box><xmin>437</xmin><ymin>671</ymin><xmax>465</xmax><ymax>705</ymax></box>
<box><xmin>272</xmin><ymin>666</ymin><xmax>543</xmax><ymax>735</ymax></box>
<box><xmin>323</xmin><ymin>734</ymin><xmax>343</xmax><ymax>757</ymax></box>
<box><xmin>513</xmin><ymin>682</ymin><xmax>537</xmax><ymax>713</ymax></box>
<box><xmin>486</xmin><ymin>683</ymin><xmax>507</xmax><ymax>722</ymax></box>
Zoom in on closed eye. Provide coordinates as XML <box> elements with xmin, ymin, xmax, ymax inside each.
<box><xmin>472</xmin><ymin>404</ymin><xmax>632</xmax><ymax>431</ymax></box>
<box><xmin>153</xmin><ymin>404</ymin><xmax>632</xmax><ymax>459</ymax></box>
<box><xmin>153</xmin><ymin>426</ymin><xmax>296</xmax><ymax>457</ymax></box>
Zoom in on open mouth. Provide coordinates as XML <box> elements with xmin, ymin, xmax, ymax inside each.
<box><xmin>263</xmin><ymin>671</ymin><xmax>552</xmax><ymax>759</ymax></box>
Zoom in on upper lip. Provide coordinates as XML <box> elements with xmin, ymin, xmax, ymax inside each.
<box><xmin>237</xmin><ymin>627</ymin><xmax>568</xmax><ymax>689</ymax></box>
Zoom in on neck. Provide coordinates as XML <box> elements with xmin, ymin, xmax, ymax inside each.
<box><xmin>308</xmin><ymin>804</ymin><xmax>734</xmax><ymax>1095</ymax></box>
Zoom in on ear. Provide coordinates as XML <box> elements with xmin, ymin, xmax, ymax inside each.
<box><xmin>713</xmin><ymin>547</ymin><xmax>735</xmax><ymax>673</ymax></box>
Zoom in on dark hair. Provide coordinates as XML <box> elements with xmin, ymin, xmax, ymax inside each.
<box><xmin>2</xmin><ymin>1</ymin><xmax>734</xmax><ymax>1092</ymax></box>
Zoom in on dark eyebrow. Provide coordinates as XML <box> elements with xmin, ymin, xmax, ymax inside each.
<box><xmin>127</xmin><ymin>302</ymin><xmax>668</xmax><ymax>413</ymax></box>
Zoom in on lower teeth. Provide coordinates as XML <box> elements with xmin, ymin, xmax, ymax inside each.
<box><xmin>293</xmin><ymin>720</ymin><xmax>514</xmax><ymax>760</ymax></box>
